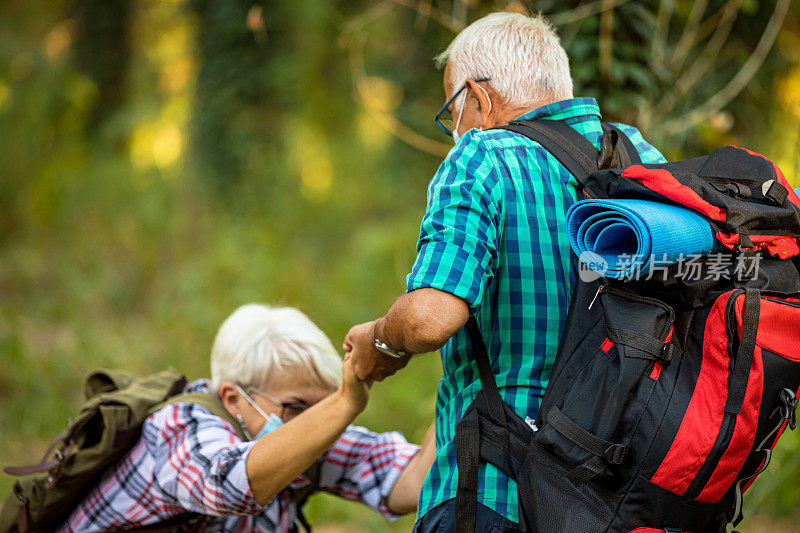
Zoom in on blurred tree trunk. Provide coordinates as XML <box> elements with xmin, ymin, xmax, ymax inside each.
<box><xmin>189</xmin><ymin>0</ymin><xmax>284</xmax><ymax>189</ymax></box>
<box><xmin>71</xmin><ymin>0</ymin><xmax>132</xmax><ymax>133</ymax></box>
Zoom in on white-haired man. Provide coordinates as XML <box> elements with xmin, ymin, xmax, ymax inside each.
<box><xmin>343</xmin><ymin>12</ymin><xmax>667</xmax><ymax>532</ymax></box>
<box><xmin>60</xmin><ymin>304</ymin><xmax>435</xmax><ymax>532</ymax></box>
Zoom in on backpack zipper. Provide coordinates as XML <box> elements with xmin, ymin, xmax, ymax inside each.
<box><xmin>588</xmin><ymin>284</ymin><xmax>675</xmax><ymax>340</ymax></box>
<box><xmin>682</xmin><ymin>289</ymin><xmax>744</xmax><ymax>499</ymax></box>
<box><xmin>683</xmin><ymin>413</ymin><xmax>736</xmax><ymax>499</ymax></box>
<box><xmin>763</xmin><ymin>295</ymin><xmax>800</xmax><ymax>308</ymax></box>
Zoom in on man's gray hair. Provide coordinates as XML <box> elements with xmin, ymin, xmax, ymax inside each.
<box><xmin>437</xmin><ymin>12</ymin><xmax>573</xmax><ymax>109</ymax></box>
<box><xmin>210</xmin><ymin>304</ymin><xmax>342</xmax><ymax>392</ymax></box>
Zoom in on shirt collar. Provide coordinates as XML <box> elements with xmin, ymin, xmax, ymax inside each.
<box><xmin>513</xmin><ymin>97</ymin><xmax>601</xmax><ymax>122</ymax></box>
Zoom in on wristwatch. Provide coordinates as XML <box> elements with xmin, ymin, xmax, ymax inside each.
<box><xmin>373</xmin><ymin>321</ymin><xmax>409</xmax><ymax>359</ymax></box>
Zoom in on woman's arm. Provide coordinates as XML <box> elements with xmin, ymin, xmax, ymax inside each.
<box><xmin>386</xmin><ymin>421</ymin><xmax>437</xmax><ymax>514</ymax></box>
<box><xmin>245</xmin><ymin>356</ymin><xmax>369</xmax><ymax>505</ymax></box>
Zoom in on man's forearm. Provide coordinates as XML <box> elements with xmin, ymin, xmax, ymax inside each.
<box><xmin>377</xmin><ymin>288</ymin><xmax>469</xmax><ymax>354</ymax></box>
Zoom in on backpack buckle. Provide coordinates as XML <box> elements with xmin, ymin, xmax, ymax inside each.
<box><xmin>604</xmin><ymin>444</ymin><xmax>628</xmax><ymax>464</ymax></box>
<box><xmin>13</xmin><ymin>482</ymin><xmax>28</xmax><ymax>506</ymax></box>
<box><xmin>762</xmin><ymin>179</ymin><xmax>788</xmax><ymax>206</ymax></box>
<box><xmin>737</xmin><ymin>234</ymin><xmax>755</xmax><ymax>253</ymax></box>
<box><xmin>779</xmin><ymin>388</ymin><xmax>797</xmax><ymax>430</ymax></box>
<box><xmin>659</xmin><ymin>342</ymin><xmax>674</xmax><ymax>364</ymax></box>
<box><xmin>716</xmin><ymin>182</ymin><xmax>751</xmax><ymax>200</ymax></box>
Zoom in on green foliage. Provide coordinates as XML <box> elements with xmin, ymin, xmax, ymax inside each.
<box><xmin>532</xmin><ymin>0</ymin><xmax>800</xmax><ymax>159</ymax></box>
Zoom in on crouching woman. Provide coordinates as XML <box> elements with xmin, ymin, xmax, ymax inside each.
<box><xmin>60</xmin><ymin>304</ymin><xmax>435</xmax><ymax>532</ymax></box>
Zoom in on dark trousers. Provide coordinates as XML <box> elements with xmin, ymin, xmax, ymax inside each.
<box><xmin>412</xmin><ymin>498</ymin><xmax>520</xmax><ymax>533</ymax></box>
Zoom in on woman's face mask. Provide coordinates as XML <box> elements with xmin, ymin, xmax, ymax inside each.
<box><xmin>235</xmin><ymin>384</ymin><xmax>284</xmax><ymax>441</ymax></box>
<box><xmin>254</xmin><ymin>412</ymin><xmax>283</xmax><ymax>440</ymax></box>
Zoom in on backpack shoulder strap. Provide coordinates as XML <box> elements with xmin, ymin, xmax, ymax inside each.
<box><xmin>293</xmin><ymin>460</ymin><xmax>322</xmax><ymax>533</ymax></box>
<box><xmin>157</xmin><ymin>391</ymin><xmax>249</xmax><ymax>442</ymax></box>
<box><xmin>502</xmin><ymin>119</ymin><xmax>600</xmax><ymax>185</ymax></box>
<box><xmin>501</xmin><ymin>120</ymin><xmax>646</xmax><ymax>190</ymax></box>
<box><xmin>454</xmin><ymin>315</ymin><xmax>509</xmax><ymax>532</ymax></box>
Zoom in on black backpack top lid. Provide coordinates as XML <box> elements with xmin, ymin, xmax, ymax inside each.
<box><xmin>583</xmin><ymin>145</ymin><xmax>800</xmax><ymax>259</ymax></box>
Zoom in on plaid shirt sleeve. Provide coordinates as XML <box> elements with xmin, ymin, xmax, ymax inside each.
<box><xmin>317</xmin><ymin>425</ymin><xmax>420</xmax><ymax>519</ymax></box>
<box><xmin>143</xmin><ymin>403</ymin><xmax>266</xmax><ymax>517</ymax></box>
<box><xmin>406</xmin><ymin>130</ymin><xmax>505</xmax><ymax>309</ymax></box>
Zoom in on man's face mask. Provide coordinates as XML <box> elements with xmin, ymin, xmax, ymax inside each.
<box><xmin>451</xmin><ymin>92</ymin><xmax>467</xmax><ymax>144</ymax></box>
<box><xmin>452</xmin><ymin>83</ymin><xmax>493</xmax><ymax>144</ymax></box>
<box><xmin>434</xmin><ymin>76</ymin><xmax>492</xmax><ymax>142</ymax></box>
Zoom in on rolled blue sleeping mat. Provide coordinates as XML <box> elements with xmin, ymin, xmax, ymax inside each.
<box><xmin>567</xmin><ymin>198</ymin><xmax>715</xmax><ymax>279</ymax></box>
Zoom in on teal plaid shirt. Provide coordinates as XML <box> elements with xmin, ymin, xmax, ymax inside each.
<box><xmin>407</xmin><ymin>97</ymin><xmax>666</xmax><ymax>523</ymax></box>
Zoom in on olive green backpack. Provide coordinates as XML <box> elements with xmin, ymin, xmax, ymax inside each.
<box><xmin>0</xmin><ymin>369</ymin><xmax>320</xmax><ymax>533</ymax></box>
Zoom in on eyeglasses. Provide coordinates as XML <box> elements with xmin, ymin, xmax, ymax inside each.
<box><xmin>433</xmin><ymin>76</ymin><xmax>491</xmax><ymax>137</ymax></box>
<box><xmin>239</xmin><ymin>384</ymin><xmax>311</xmax><ymax>421</ymax></box>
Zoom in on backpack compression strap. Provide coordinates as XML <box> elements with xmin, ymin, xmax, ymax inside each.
<box><xmin>600</xmin><ymin>122</ymin><xmax>641</xmax><ymax>169</ymax></box>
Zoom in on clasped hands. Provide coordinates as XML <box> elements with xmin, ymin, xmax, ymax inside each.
<box><xmin>343</xmin><ymin>320</ymin><xmax>411</xmax><ymax>382</ymax></box>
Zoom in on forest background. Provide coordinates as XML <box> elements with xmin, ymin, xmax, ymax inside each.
<box><xmin>2</xmin><ymin>0</ymin><xmax>800</xmax><ymax>530</ymax></box>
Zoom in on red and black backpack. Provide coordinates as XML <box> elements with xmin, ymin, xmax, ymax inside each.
<box><xmin>454</xmin><ymin>119</ymin><xmax>800</xmax><ymax>533</ymax></box>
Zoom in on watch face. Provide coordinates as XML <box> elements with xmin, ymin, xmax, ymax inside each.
<box><xmin>373</xmin><ymin>331</ymin><xmax>407</xmax><ymax>358</ymax></box>
<box><xmin>374</xmin><ymin>342</ymin><xmax>404</xmax><ymax>358</ymax></box>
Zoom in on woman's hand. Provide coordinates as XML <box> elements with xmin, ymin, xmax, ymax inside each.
<box><xmin>245</xmin><ymin>355</ymin><xmax>370</xmax><ymax>506</ymax></box>
<box><xmin>338</xmin><ymin>354</ymin><xmax>370</xmax><ymax>416</ymax></box>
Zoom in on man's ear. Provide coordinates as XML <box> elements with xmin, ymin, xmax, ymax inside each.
<box><xmin>465</xmin><ymin>78</ymin><xmax>496</xmax><ymax>130</ymax></box>
<box><xmin>218</xmin><ymin>382</ymin><xmax>241</xmax><ymax>415</ymax></box>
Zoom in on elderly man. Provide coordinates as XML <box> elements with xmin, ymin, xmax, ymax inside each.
<box><xmin>344</xmin><ymin>11</ymin><xmax>666</xmax><ymax>532</ymax></box>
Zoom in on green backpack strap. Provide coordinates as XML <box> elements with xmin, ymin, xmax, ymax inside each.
<box><xmin>294</xmin><ymin>460</ymin><xmax>321</xmax><ymax>533</ymax></box>
<box><xmin>154</xmin><ymin>391</ymin><xmax>249</xmax><ymax>442</ymax></box>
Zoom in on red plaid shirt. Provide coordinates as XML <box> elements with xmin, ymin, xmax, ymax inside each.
<box><xmin>59</xmin><ymin>380</ymin><xmax>419</xmax><ymax>532</ymax></box>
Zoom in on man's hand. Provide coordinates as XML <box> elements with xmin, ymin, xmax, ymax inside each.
<box><xmin>343</xmin><ymin>321</ymin><xmax>411</xmax><ymax>381</ymax></box>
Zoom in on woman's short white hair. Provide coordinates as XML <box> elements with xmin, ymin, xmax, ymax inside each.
<box><xmin>210</xmin><ymin>304</ymin><xmax>342</xmax><ymax>392</ymax></box>
<box><xmin>437</xmin><ymin>12</ymin><xmax>573</xmax><ymax>109</ymax></box>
